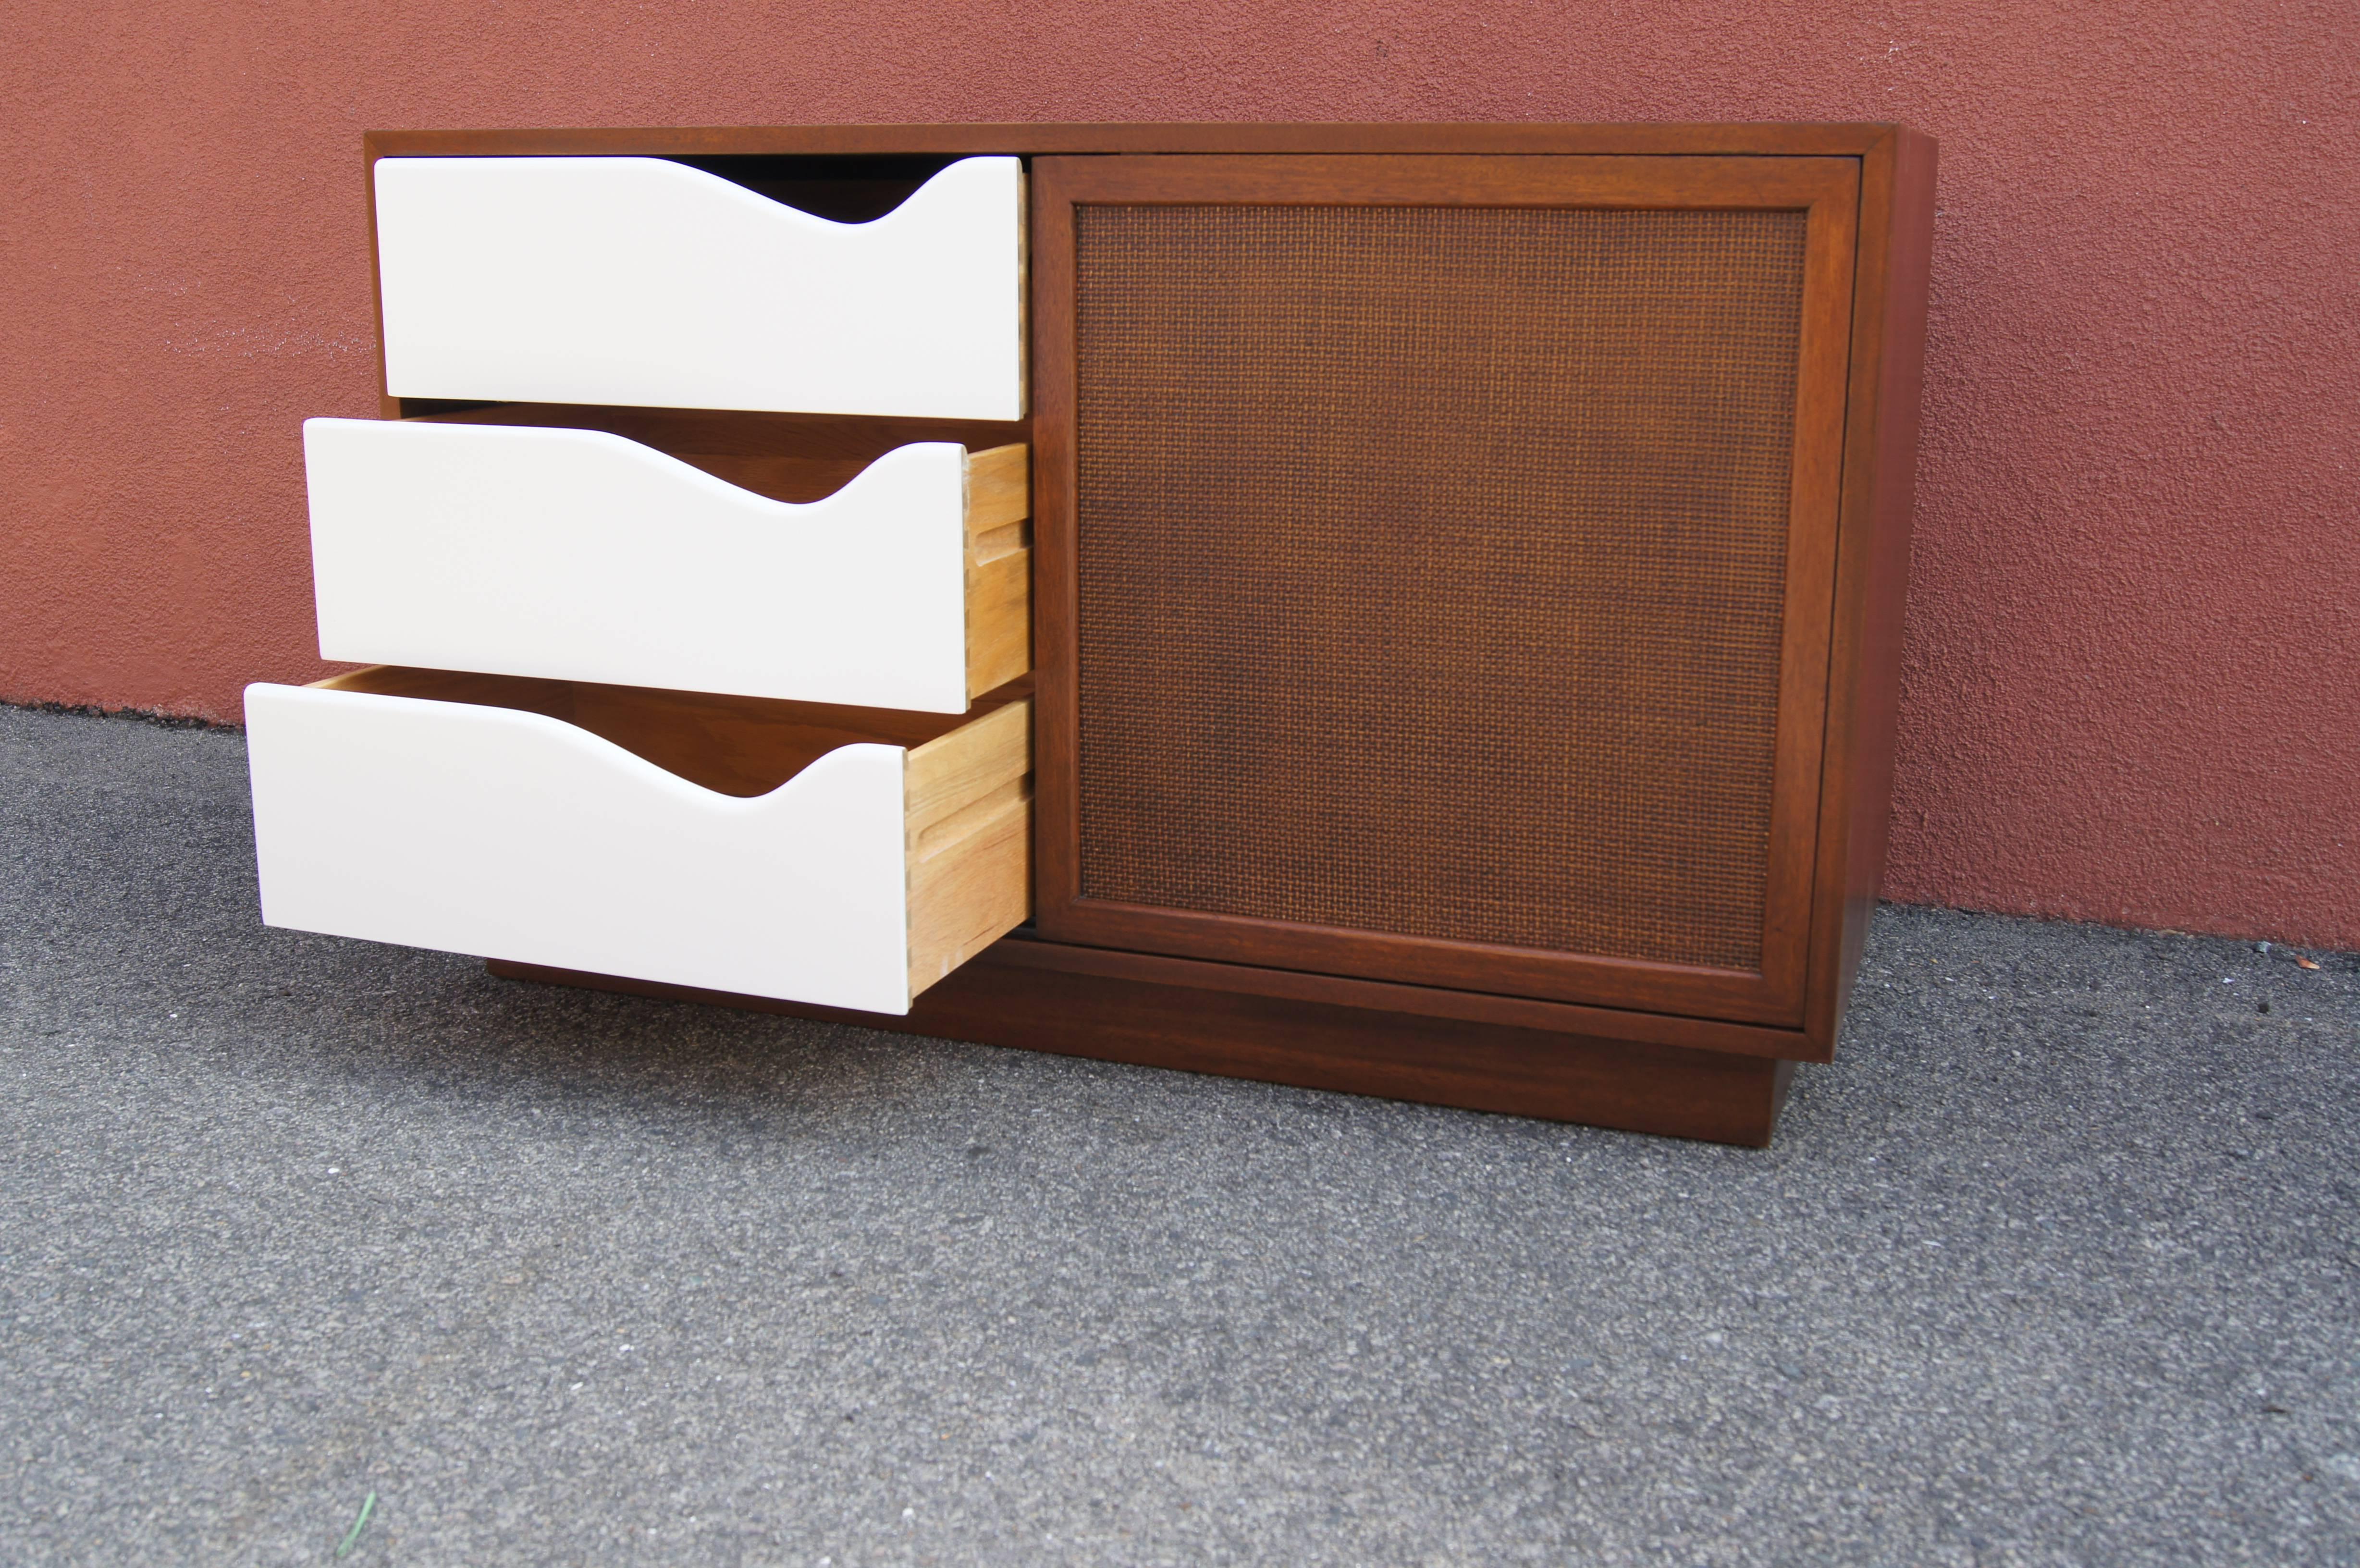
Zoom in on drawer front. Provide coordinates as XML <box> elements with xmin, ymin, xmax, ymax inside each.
<box><xmin>305</xmin><ymin>419</ymin><xmax>1030</xmax><ymax>712</ymax></box>
<box><xmin>374</xmin><ymin>156</ymin><xmax>1026</xmax><ymax>420</ymax></box>
<box><xmin>245</xmin><ymin>678</ymin><xmax>1032</xmax><ymax>1015</ymax></box>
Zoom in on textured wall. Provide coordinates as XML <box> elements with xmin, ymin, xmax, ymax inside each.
<box><xmin>2</xmin><ymin>0</ymin><xmax>2352</xmax><ymax>946</ymax></box>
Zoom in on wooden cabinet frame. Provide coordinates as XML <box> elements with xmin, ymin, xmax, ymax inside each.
<box><xmin>366</xmin><ymin>122</ymin><xmax>1937</xmax><ymax>1144</ymax></box>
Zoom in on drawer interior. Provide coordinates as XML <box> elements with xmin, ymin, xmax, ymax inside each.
<box><xmin>398</xmin><ymin>402</ymin><xmax>1026</xmax><ymax>509</ymax></box>
<box><xmin>664</xmin><ymin>153</ymin><xmax>968</xmax><ymax>224</ymax></box>
<box><xmin>317</xmin><ymin>665</ymin><xmax>1031</xmax><ymax>799</ymax></box>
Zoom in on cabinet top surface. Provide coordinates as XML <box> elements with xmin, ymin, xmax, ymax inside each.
<box><xmin>366</xmin><ymin>123</ymin><xmax>1917</xmax><ymax>160</ymax></box>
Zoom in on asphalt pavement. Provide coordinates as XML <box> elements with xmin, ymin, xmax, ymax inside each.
<box><xmin>2</xmin><ymin>702</ymin><xmax>2356</xmax><ymax>1566</ymax></box>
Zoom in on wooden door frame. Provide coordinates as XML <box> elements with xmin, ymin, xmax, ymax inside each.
<box><xmin>1028</xmin><ymin>152</ymin><xmax>1862</xmax><ymax>1028</ymax></box>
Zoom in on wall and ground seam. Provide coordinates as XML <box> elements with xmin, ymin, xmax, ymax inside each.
<box><xmin>2</xmin><ymin>1</ymin><xmax>2352</xmax><ymax>948</ymax></box>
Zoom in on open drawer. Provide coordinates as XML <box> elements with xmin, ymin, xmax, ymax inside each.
<box><xmin>244</xmin><ymin>667</ymin><xmax>1032</xmax><ymax>1015</ymax></box>
<box><xmin>373</xmin><ymin>155</ymin><xmax>1026</xmax><ymax>419</ymax></box>
<box><xmin>305</xmin><ymin>417</ymin><xmax>1029</xmax><ymax>713</ymax></box>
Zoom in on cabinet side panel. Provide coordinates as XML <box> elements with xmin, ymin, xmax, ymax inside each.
<box><xmin>1843</xmin><ymin>132</ymin><xmax>1938</xmax><ymax>991</ymax></box>
<box><xmin>1815</xmin><ymin>131</ymin><xmax>1938</xmax><ymax>1050</ymax></box>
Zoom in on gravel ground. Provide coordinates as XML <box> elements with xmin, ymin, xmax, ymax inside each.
<box><xmin>2</xmin><ymin>701</ymin><xmax>2357</xmax><ymax>1567</ymax></box>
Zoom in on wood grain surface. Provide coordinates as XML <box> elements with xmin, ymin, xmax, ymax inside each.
<box><xmin>486</xmin><ymin>947</ymin><xmax>1800</xmax><ymax>1147</ymax></box>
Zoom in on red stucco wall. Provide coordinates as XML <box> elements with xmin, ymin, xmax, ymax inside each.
<box><xmin>3</xmin><ymin>2</ymin><xmax>2353</xmax><ymax>947</ymax></box>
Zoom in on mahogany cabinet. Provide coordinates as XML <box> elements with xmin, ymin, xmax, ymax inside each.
<box><xmin>251</xmin><ymin>123</ymin><xmax>1935</xmax><ymax>1146</ymax></box>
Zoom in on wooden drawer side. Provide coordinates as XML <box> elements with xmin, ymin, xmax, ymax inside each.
<box><xmin>963</xmin><ymin>442</ymin><xmax>1033</xmax><ymax>701</ymax></box>
<box><xmin>906</xmin><ymin>699</ymin><xmax>1034</xmax><ymax>996</ymax></box>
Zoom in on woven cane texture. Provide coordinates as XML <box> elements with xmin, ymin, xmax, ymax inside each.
<box><xmin>1073</xmin><ymin>203</ymin><xmax>1807</xmax><ymax>971</ymax></box>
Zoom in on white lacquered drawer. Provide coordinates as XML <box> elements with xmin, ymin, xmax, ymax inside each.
<box><xmin>245</xmin><ymin>669</ymin><xmax>1032</xmax><ymax>1016</ymax></box>
<box><xmin>373</xmin><ymin>155</ymin><xmax>1025</xmax><ymax>420</ymax></box>
<box><xmin>304</xmin><ymin>418</ymin><xmax>1029</xmax><ymax>713</ymax></box>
